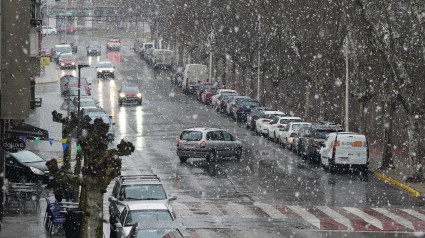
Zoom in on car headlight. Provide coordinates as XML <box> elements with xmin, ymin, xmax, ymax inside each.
<box><xmin>136</xmin><ymin>93</ymin><xmax>142</xmax><ymax>98</ymax></box>
<box><xmin>110</xmin><ymin>69</ymin><xmax>114</xmax><ymax>73</ymax></box>
<box><xmin>30</xmin><ymin>167</ymin><xmax>44</xmax><ymax>175</ymax></box>
<box><xmin>97</xmin><ymin>69</ymin><xmax>102</xmax><ymax>72</ymax></box>
<box><xmin>71</xmin><ymin>62</ymin><xmax>75</xmax><ymax>65</ymax></box>
<box><xmin>119</xmin><ymin>93</ymin><xmax>125</xmax><ymax>98</ymax></box>
<box><xmin>97</xmin><ymin>50</ymin><xmax>100</xmax><ymax>52</ymax></box>
<box><xmin>61</xmin><ymin>63</ymin><xmax>64</xmax><ymax>66</ymax></box>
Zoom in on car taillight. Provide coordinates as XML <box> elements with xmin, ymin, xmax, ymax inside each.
<box><xmin>312</xmin><ymin>141</ymin><xmax>318</xmax><ymax>148</ymax></box>
<box><xmin>290</xmin><ymin>133</ymin><xmax>296</xmax><ymax>137</ymax></box>
<box><xmin>277</xmin><ymin>125</ymin><xmax>284</xmax><ymax>128</ymax></box>
<box><xmin>331</xmin><ymin>145</ymin><xmax>336</xmax><ymax>163</ymax></box>
<box><xmin>238</xmin><ymin>108</ymin><xmax>243</xmax><ymax>111</ymax></box>
<box><xmin>200</xmin><ymin>141</ymin><xmax>206</xmax><ymax>148</ymax></box>
<box><xmin>177</xmin><ymin>140</ymin><xmax>179</xmax><ymax>148</ymax></box>
<box><xmin>262</xmin><ymin>119</ymin><xmax>270</xmax><ymax>122</ymax></box>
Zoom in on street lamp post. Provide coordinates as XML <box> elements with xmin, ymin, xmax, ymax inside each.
<box><xmin>77</xmin><ymin>64</ymin><xmax>90</xmax><ymax>139</ymax></box>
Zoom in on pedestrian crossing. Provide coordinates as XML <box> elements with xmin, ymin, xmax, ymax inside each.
<box><xmin>172</xmin><ymin>202</ymin><xmax>425</xmax><ymax>231</ymax></box>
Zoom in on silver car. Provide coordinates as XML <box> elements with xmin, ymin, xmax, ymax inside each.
<box><xmin>177</xmin><ymin>128</ymin><xmax>243</xmax><ymax>162</ymax></box>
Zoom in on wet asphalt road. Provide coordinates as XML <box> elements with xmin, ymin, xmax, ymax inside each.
<box><xmin>42</xmin><ymin>34</ymin><xmax>425</xmax><ymax>237</ymax></box>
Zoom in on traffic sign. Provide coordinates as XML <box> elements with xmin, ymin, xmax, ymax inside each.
<box><xmin>40</xmin><ymin>57</ymin><xmax>50</xmax><ymax>66</ymax></box>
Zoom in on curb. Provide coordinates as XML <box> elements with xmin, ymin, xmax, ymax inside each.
<box><xmin>373</xmin><ymin>171</ymin><xmax>421</xmax><ymax>197</ymax></box>
<box><xmin>36</xmin><ymin>80</ymin><xmax>58</xmax><ymax>85</ymax></box>
<box><xmin>57</xmin><ymin>157</ymin><xmax>77</xmax><ymax>163</ymax></box>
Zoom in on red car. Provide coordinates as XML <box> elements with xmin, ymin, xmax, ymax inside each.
<box><xmin>41</xmin><ymin>48</ymin><xmax>54</xmax><ymax>60</ymax></box>
<box><xmin>57</xmin><ymin>26</ymin><xmax>76</xmax><ymax>34</ymax></box>
<box><xmin>197</xmin><ymin>82</ymin><xmax>215</xmax><ymax>101</ymax></box>
<box><xmin>58</xmin><ymin>53</ymin><xmax>76</xmax><ymax>69</ymax></box>
<box><xmin>202</xmin><ymin>87</ymin><xmax>221</xmax><ymax>105</ymax></box>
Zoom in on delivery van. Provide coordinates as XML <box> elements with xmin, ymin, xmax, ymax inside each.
<box><xmin>152</xmin><ymin>49</ymin><xmax>172</xmax><ymax>69</ymax></box>
<box><xmin>320</xmin><ymin>132</ymin><xmax>369</xmax><ymax>173</ymax></box>
<box><xmin>183</xmin><ymin>64</ymin><xmax>208</xmax><ymax>94</ymax></box>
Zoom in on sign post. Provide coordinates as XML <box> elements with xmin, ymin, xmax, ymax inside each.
<box><xmin>40</xmin><ymin>57</ymin><xmax>50</xmax><ymax>66</ymax></box>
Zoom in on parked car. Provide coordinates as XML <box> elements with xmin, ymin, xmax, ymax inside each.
<box><xmin>268</xmin><ymin>116</ymin><xmax>302</xmax><ymax>142</ymax></box>
<box><xmin>71</xmin><ymin>96</ymin><xmax>98</xmax><ymax>113</ymax></box>
<box><xmin>108</xmin><ymin>174</ymin><xmax>177</xmax><ymax>235</ymax></box>
<box><xmin>320</xmin><ymin>132</ymin><xmax>369</xmax><ymax>173</ymax></box>
<box><xmin>66</xmin><ymin>85</ymin><xmax>89</xmax><ymax>100</ymax></box>
<box><xmin>58</xmin><ymin>53</ymin><xmax>76</xmax><ymax>69</ymax></box>
<box><xmin>107</xmin><ymin>36</ymin><xmax>121</xmax><ymax>51</ymax></box>
<box><xmin>278</xmin><ymin>122</ymin><xmax>312</xmax><ymax>149</ymax></box>
<box><xmin>245</xmin><ymin>107</ymin><xmax>275</xmax><ymax>130</ymax></box>
<box><xmin>201</xmin><ymin>87</ymin><xmax>220</xmax><ymax>105</ymax></box>
<box><xmin>226</xmin><ymin>96</ymin><xmax>251</xmax><ymax>118</ymax></box>
<box><xmin>182</xmin><ymin>64</ymin><xmax>208</xmax><ymax>95</ymax></box>
<box><xmin>133</xmin><ymin>39</ymin><xmax>144</xmax><ymax>54</ymax></box>
<box><xmin>118</xmin><ymin>85</ymin><xmax>142</xmax><ymax>106</ymax></box>
<box><xmin>293</xmin><ymin>126</ymin><xmax>312</xmax><ymax>156</ymax></box>
<box><xmin>172</xmin><ymin>66</ymin><xmax>185</xmax><ymax>87</ymax></box>
<box><xmin>218</xmin><ymin>94</ymin><xmax>237</xmax><ymax>113</ymax></box>
<box><xmin>53</xmin><ymin>44</ymin><xmax>72</xmax><ymax>64</ymax></box>
<box><xmin>255</xmin><ymin>111</ymin><xmax>285</xmax><ymax>136</ymax></box>
<box><xmin>126</xmin><ymin>221</ymin><xmax>192</xmax><ymax>238</ymax></box>
<box><xmin>211</xmin><ymin>89</ymin><xmax>237</xmax><ymax>108</ymax></box>
<box><xmin>152</xmin><ymin>49</ymin><xmax>172</xmax><ymax>69</ymax></box>
<box><xmin>96</xmin><ymin>61</ymin><xmax>115</xmax><ymax>78</ymax></box>
<box><xmin>177</xmin><ymin>128</ymin><xmax>243</xmax><ymax>162</ymax></box>
<box><xmin>197</xmin><ymin>82</ymin><xmax>215</xmax><ymax>101</ymax></box>
<box><xmin>111</xmin><ymin>203</ymin><xmax>174</xmax><ymax>238</ymax></box>
<box><xmin>144</xmin><ymin>47</ymin><xmax>154</xmax><ymax>62</ymax></box>
<box><xmin>62</xmin><ymin>77</ymin><xmax>91</xmax><ymax>96</ymax></box>
<box><xmin>81</xmin><ymin>108</ymin><xmax>115</xmax><ymax>142</ymax></box>
<box><xmin>41</xmin><ymin>26</ymin><xmax>57</xmax><ymax>36</ymax></box>
<box><xmin>5</xmin><ymin>150</ymin><xmax>52</xmax><ymax>185</ymax></box>
<box><xmin>303</xmin><ymin>124</ymin><xmax>344</xmax><ymax>163</ymax></box>
<box><xmin>60</xmin><ymin>42</ymin><xmax>77</xmax><ymax>53</ymax></box>
<box><xmin>59</xmin><ymin>75</ymin><xmax>75</xmax><ymax>96</ymax></box>
<box><xmin>57</xmin><ymin>26</ymin><xmax>76</xmax><ymax>34</ymax></box>
<box><xmin>233</xmin><ymin>99</ymin><xmax>261</xmax><ymax>122</ymax></box>
<box><xmin>141</xmin><ymin>42</ymin><xmax>154</xmax><ymax>57</ymax></box>
<box><xmin>86</xmin><ymin>43</ymin><xmax>101</xmax><ymax>56</ymax></box>
<box><xmin>41</xmin><ymin>48</ymin><xmax>54</xmax><ymax>60</ymax></box>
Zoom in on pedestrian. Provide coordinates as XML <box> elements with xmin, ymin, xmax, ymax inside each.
<box><xmin>53</xmin><ymin>180</ymin><xmax>63</xmax><ymax>202</ymax></box>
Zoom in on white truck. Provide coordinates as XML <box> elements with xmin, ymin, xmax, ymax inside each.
<box><xmin>183</xmin><ymin>64</ymin><xmax>208</xmax><ymax>94</ymax></box>
<box><xmin>41</xmin><ymin>26</ymin><xmax>57</xmax><ymax>36</ymax></box>
<box><xmin>152</xmin><ymin>49</ymin><xmax>172</xmax><ymax>69</ymax></box>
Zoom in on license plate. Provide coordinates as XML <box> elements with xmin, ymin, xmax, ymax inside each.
<box><xmin>339</xmin><ymin>157</ymin><xmax>349</xmax><ymax>162</ymax></box>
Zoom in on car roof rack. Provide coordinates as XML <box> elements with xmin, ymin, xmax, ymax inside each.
<box><xmin>119</xmin><ymin>174</ymin><xmax>160</xmax><ymax>182</ymax></box>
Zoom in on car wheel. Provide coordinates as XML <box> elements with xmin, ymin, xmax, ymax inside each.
<box><xmin>179</xmin><ymin>156</ymin><xmax>188</xmax><ymax>163</ymax></box>
<box><xmin>319</xmin><ymin>158</ymin><xmax>325</xmax><ymax>168</ymax></box>
<box><xmin>118</xmin><ymin>101</ymin><xmax>122</xmax><ymax>106</ymax></box>
<box><xmin>235</xmin><ymin>148</ymin><xmax>242</xmax><ymax>160</ymax></box>
<box><xmin>138</xmin><ymin>100</ymin><xmax>142</xmax><ymax>105</ymax></box>
<box><xmin>329</xmin><ymin>163</ymin><xmax>337</xmax><ymax>174</ymax></box>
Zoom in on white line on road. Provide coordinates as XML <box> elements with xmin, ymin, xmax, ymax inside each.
<box><xmin>373</xmin><ymin>208</ymin><xmax>414</xmax><ymax>230</ymax></box>
<box><xmin>344</xmin><ymin>207</ymin><xmax>383</xmax><ymax>230</ymax></box>
<box><xmin>316</xmin><ymin>206</ymin><xmax>353</xmax><ymax>230</ymax></box>
<box><xmin>202</xmin><ymin>203</ymin><xmax>224</xmax><ymax>217</ymax></box>
<box><xmin>254</xmin><ymin>202</ymin><xmax>287</xmax><ymax>219</ymax></box>
<box><xmin>173</xmin><ymin>202</ymin><xmax>196</xmax><ymax>217</ymax></box>
<box><xmin>287</xmin><ymin>205</ymin><xmax>321</xmax><ymax>229</ymax></box>
<box><xmin>402</xmin><ymin>209</ymin><xmax>425</xmax><ymax>222</ymax></box>
<box><xmin>228</xmin><ymin>202</ymin><xmax>257</xmax><ymax>218</ymax></box>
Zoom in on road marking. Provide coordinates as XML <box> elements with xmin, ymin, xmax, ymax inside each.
<box><xmin>402</xmin><ymin>209</ymin><xmax>425</xmax><ymax>222</ymax></box>
<box><xmin>344</xmin><ymin>207</ymin><xmax>383</xmax><ymax>230</ymax></box>
<box><xmin>173</xmin><ymin>202</ymin><xmax>196</xmax><ymax>217</ymax></box>
<box><xmin>287</xmin><ymin>205</ymin><xmax>320</xmax><ymax>228</ymax></box>
<box><xmin>228</xmin><ymin>202</ymin><xmax>257</xmax><ymax>218</ymax></box>
<box><xmin>316</xmin><ymin>206</ymin><xmax>353</xmax><ymax>230</ymax></box>
<box><xmin>373</xmin><ymin>208</ymin><xmax>414</xmax><ymax>230</ymax></box>
<box><xmin>254</xmin><ymin>202</ymin><xmax>287</xmax><ymax>218</ymax></box>
<box><xmin>202</xmin><ymin>203</ymin><xmax>224</xmax><ymax>217</ymax></box>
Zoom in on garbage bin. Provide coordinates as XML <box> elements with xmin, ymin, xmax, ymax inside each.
<box><xmin>65</xmin><ymin>210</ymin><xmax>83</xmax><ymax>238</ymax></box>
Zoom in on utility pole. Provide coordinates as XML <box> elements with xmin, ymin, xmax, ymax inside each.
<box><xmin>209</xmin><ymin>30</ymin><xmax>213</xmax><ymax>82</ymax></box>
<box><xmin>345</xmin><ymin>37</ymin><xmax>349</xmax><ymax>132</ymax></box>
<box><xmin>257</xmin><ymin>15</ymin><xmax>261</xmax><ymax>101</ymax></box>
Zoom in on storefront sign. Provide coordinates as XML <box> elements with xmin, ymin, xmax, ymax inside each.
<box><xmin>1</xmin><ymin>138</ymin><xmax>26</xmax><ymax>152</ymax></box>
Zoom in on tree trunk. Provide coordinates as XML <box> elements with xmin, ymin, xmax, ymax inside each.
<box><xmin>271</xmin><ymin>80</ymin><xmax>279</xmax><ymax>109</ymax></box>
<box><xmin>319</xmin><ymin>84</ymin><xmax>326</xmax><ymax>121</ymax></box>
<box><xmin>73</xmin><ymin>151</ymin><xmax>83</xmax><ymax>202</ymax></box>
<box><xmin>407</xmin><ymin>113</ymin><xmax>424</xmax><ymax>182</ymax></box>
<box><xmin>304</xmin><ymin>81</ymin><xmax>311</xmax><ymax>120</ymax></box>
<box><xmin>358</xmin><ymin>101</ymin><xmax>366</xmax><ymax>135</ymax></box>
<box><xmin>62</xmin><ymin>136</ymin><xmax>71</xmax><ymax>170</ymax></box>
<box><xmin>80</xmin><ymin>180</ymin><xmax>104</xmax><ymax>238</ymax></box>
<box><xmin>221</xmin><ymin>55</ymin><xmax>227</xmax><ymax>88</ymax></box>
<box><xmin>230</xmin><ymin>60</ymin><xmax>236</xmax><ymax>89</ymax></box>
<box><xmin>381</xmin><ymin>97</ymin><xmax>394</xmax><ymax>169</ymax></box>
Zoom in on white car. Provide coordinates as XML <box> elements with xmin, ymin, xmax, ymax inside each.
<box><xmin>96</xmin><ymin>61</ymin><xmax>115</xmax><ymax>78</ymax></box>
<box><xmin>255</xmin><ymin>111</ymin><xmax>285</xmax><ymax>136</ymax></box>
<box><xmin>320</xmin><ymin>132</ymin><xmax>369</xmax><ymax>173</ymax></box>
<box><xmin>278</xmin><ymin>122</ymin><xmax>312</xmax><ymax>149</ymax></box>
<box><xmin>268</xmin><ymin>116</ymin><xmax>302</xmax><ymax>142</ymax></box>
<box><xmin>42</xmin><ymin>26</ymin><xmax>57</xmax><ymax>36</ymax></box>
<box><xmin>211</xmin><ymin>89</ymin><xmax>237</xmax><ymax>108</ymax></box>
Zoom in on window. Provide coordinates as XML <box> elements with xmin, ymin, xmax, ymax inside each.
<box><xmin>119</xmin><ymin>208</ymin><xmax>127</xmax><ymax>224</ymax></box>
<box><xmin>222</xmin><ymin>131</ymin><xmax>233</xmax><ymax>141</ymax></box>
<box><xmin>125</xmin><ymin>210</ymin><xmax>173</xmax><ymax>226</ymax></box>
<box><xmin>180</xmin><ymin>131</ymin><xmax>202</xmax><ymax>141</ymax></box>
<box><xmin>119</xmin><ymin>184</ymin><xmax>167</xmax><ymax>201</ymax></box>
<box><xmin>207</xmin><ymin>131</ymin><xmax>223</xmax><ymax>141</ymax></box>
<box><xmin>112</xmin><ymin>181</ymin><xmax>119</xmax><ymax>197</ymax></box>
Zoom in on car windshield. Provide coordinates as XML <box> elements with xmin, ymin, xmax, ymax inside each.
<box><xmin>208</xmin><ymin>88</ymin><xmax>218</xmax><ymax>93</ymax></box>
<box><xmin>180</xmin><ymin>131</ymin><xmax>202</xmax><ymax>141</ymax></box>
<box><xmin>56</xmin><ymin>46</ymin><xmax>71</xmax><ymax>53</ymax></box>
<box><xmin>119</xmin><ymin>184</ymin><xmax>167</xmax><ymax>201</ymax></box>
<box><xmin>42</xmin><ymin>49</ymin><xmax>51</xmax><ymax>53</ymax></box>
<box><xmin>99</xmin><ymin>63</ymin><xmax>112</xmax><ymax>68</ymax></box>
<box><xmin>122</xmin><ymin>86</ymin><xmax>139</xmax><ymax>92</ymax></box>
<box><xmin>125</xmin><ymin>210</ymin><xmax>173</xmax><ymax>227</ymax></box>
<box><xmin>80</xmin><ymin>101</ymin><xmax>97</xmax><ymax>108</ymax></box>
<box><xmin>60</xmin><ymin>55</ymin><xmax>75</xmax><ymax>60</ymax></box>
<box><xmin>69</xmin><ymin>89</ymin><xmax>88</xmax><ymax>96</ymax></box>
<box><xmin>202</xmin><ymin>84</ymin><xmax>214</xmax><ymax>89</ymax></box>
<box><xmin>136</xmin><ymin>229</ymin><xmax>176</xmax><ymax>238</ymax></box>
<box><xmin>11</xmin><ymin>151</ymin><xmax>44</xmax><ymax>163</ymax></box>
<box><xmin>264</xmin><ymin>114</ymin><xmax>282</xmax><ymax>119</ymax></box>
<box><xmin>88</xmin><ymin>44</ymin><xmax>99</xmax><ymax>49</ymax></box>
<box><xmin>315</xmin><ymin>129</ymin><xmax>342</xmax><ymax>139</ymax></box>
<box><xmin>241</xmin><ymin>101</ymin><xmax>260</xmax><ymax>107</ymax></box>
<box><xmin>291</xmin><ymin>124</ymin><xmax>309</xmax><ymax>131</ymax></box>
<box><xmin>280</xmin><ymin>119</ymin><xmax>302</xmax><ymax>124</ymax></box>
<box><xmin>88</xmin><ymin>116</ymin><xmax>110</xmax><ymax>124</ymax></box>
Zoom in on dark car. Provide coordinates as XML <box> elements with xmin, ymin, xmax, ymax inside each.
<box><xmin>60</xmin><ymin>75</ymin><xmax>75</xmax><ymax>95</ymax></box>
<box><xmin>218</xmin><ymin>94</ymin><xmax>236</xmax><ymax>113</ymax></box>
<box><xmin>86</xmin><ymin>44</ymin><xmax>101</xmax><ymax>56</ymax></box>
<box><xmin>197</xmin><ymin>82</ymin><xmax>215</xmax><ymax>101</ymax></box>
<box><xmin>293</xmin><ymin>126</ymin><xmax>312</xmax><ymax>156</ymax></box>
<box><xmin>107</xmin><ymin>36</ymin><xmax>121</xmax><ymax>51</ymax></box>
<box><xmin>303</xmin><ymin>125</ymin><xmax>344</xmax><ymax>163</ymax></box>
<box><xmin>58</xmin><ymin>53</ymin><xmax>76</xmax><ymax>69</ymax></box>
<box><xmin>5</xmin><ymin>150</ymin><xmax>52</xmax><ymax>185</ymax></box>
<box><xmin>202</xmin><ymin>87</ymin><xmax>220</xmax><ymax>105</ymax></box>
<box><xmin>41</xmin><ymin>48</ymin><xmax>54</xmax><ymax>59</ymax></box>
<box><xmin>172</xmin><ymin>66</ymin><xmax>184</xmax><ymax>87</ymax></box>
<box><xmin>245</xmin><ymin>107</ymin><xmax>275</xmax><ymax>130</ymax></box>
<box><xmin>60</xmin><ymin>42</ymin><xmax>77</xmax><ymax>53</ymax></box>
<box><xmin>234</xmin><ymin>99</ymin><xmax>261</xmax><ymax>122</ymax></box>
<box><xmin>118</xmin><ymin>85</ymin><xmax>142</xmax><ymax>105</ymax></box>
<box><xmin>61</xmin><ymin>77</ymin><xmax>91</xmax><ymax>96</ymax></box>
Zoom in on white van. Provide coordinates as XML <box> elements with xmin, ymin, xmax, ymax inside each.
<box><xmin>183</xmin><ymin>64</ymin><xmax>208</xmax><ymax>94</ymax></box>
<box><xmin>320</xmin><ymin>132</ymin><xmax>369</xmax><ymax>173</ymax></box>
<box><xmin>141</xmin><ymin>42</ymin><xmax>154</xmax><ymax>58</ymax></box>
<box><xmin>152</xmin><ymin>49</ymin><xmax>172</xmax><ymax>69</ymax></box>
